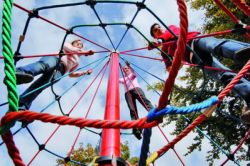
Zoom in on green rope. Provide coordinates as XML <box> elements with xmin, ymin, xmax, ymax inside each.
<box><xmin>1</xmin><ymin>0</ymin><xmax>18</xmax><ymax>135</ymax></box>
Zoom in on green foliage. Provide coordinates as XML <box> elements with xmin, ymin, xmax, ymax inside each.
<box><xmin>188</xmin><ymin>0</ymin><xmax>250</xmax><ymax>42</ymax></box>
<box><xmin>56</xmin><ymin>143</ymin><xmax>98</xmax><ymax>166</ymax></box>
<box><xmin>129</xmin><ymin>157</ymin><xmax>139</xmax><ymax>165</ymax></box>
<box><xmin>56</xmin><ymin>141</ymin><xmax>139</xmax><ymax>165</ymax></box>
<box><xmin>121</xmin><ymin>141</ymin><xmax>130</xmax><ymax>160</ymax></box>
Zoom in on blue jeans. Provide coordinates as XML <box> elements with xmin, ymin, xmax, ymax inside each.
<box><xmin>193</xmin><ymin>37</ymin><xmax>250</xmax><ymax>65</ymax></box>
<box><xmin>191</xmin><ymin>37</ymin><xmax>250</xmax><ymax>107</ymax></box>
<box><xmin>206</xmin><ymin>58</ymin><xmax>250</xmax><ymax>107</ymax></box>
<box><xmin>18</xmin><ymin>57</ymin><xmax>65</xmax><ymax>109</ymax></box>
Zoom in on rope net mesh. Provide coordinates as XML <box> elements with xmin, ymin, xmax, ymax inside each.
<box><xmin>1</xmin><ymin>0</ymin><xmax>250</xmax><ymax>166</ymax></box>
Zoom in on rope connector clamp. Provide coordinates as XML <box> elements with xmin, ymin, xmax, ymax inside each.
<box><xmin>232</xmin><ymin>22</ymin><xmax>247</xmax><ymax>35</ymax></box>
<box><xmin>86</xmin><ymin>0</ymin><xmax>97</xmax><ymax>8</ymax></box>
<box><xmin>29</xmin><ymin>9</ymin><xmax>39</xmax><ymax>18</ymax></box>
<box><xmin>136</xmin><ymin>2</ymin><xmax>146</xmax><ymax>10</ymax></box>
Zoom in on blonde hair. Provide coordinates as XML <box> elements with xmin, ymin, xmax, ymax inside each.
<box><xmin>71</xmin><ymin>39</ymin><xmax>81</xmax><ymax>45</ymax></box>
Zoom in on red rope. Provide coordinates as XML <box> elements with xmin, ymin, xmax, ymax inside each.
<box><xmin>121</xmin><ymin>53</ymin><xmax>163</xmax><ymax>61</ymax></box>
<box><xmin>122</xmin><ymin>51</ymin><xmax>250</xmax><ymax>78</ymax></box>
<box><xmin>120</xmin><ymin>47</ymin><xmax>148</xmax><ymax>54</ymax></box>
<box><xmin>158</xmin><ymin>127</ymin><xmax>185</xmax><ymax>165</ymax></box>
<box><xmin>157</xmin><ymin>114</ymin><xmax>207</xmax><ymax>157</ymax></box>
<box><xmin>1</xmin><ymin>131</ymin><xmax>25</xmax><ymax>166</ymax></box>
<box><xmin>67</xmin><ymin>62</ymin><xmax>109</xmax><ymax>115</ymax></box>
<box><xmin>0</xmin><ymin>111</ymin><xmax>159</xmax><ymax>129</ymax></box>
<box><xmin>120</xmin><ymin>53</ymin><xmax>249</xmax><ymax>76</ymax></box>
<box><xmin>66</xmin><ymin>61</ymin><xmax>108</xmax><ymax>158</ymax></box>
<box><xmin>67</xmin><ymin>128</ymin><xmax>81</xmax><ymax>159</ymax></box>
<box><xmin>182</xmin><ymin>61</ymin><xmax>250</xmax><ymax>76</ymax></box>
<box><xmin>221</xmin><ymin>128</ymin><xmax>250</xmax><ymax>165</ymax></box>
<box><xmin>218</xmin><ymin>60</ymin><xmax>250</xmax><ymax>102</ymax></box>
<box><xmin>214</xmin><ymin>0</ymin><xmax>239</xmax><ymax>23</ymax></box>
<box><xmin>27</xmin><ymin>125</ymin><xmax>60</xmax><ymax>165</ymax></box>
<box><xmin>13</xmin><ymin>3</ymin><xmax>111</xmax><ymax>52</ymax></box>
<box><xmin>231</xmin><ymin>0</ymin><xmax>250</xmax><ymax>17</ymax></box>
<box><xmin>157</xmin><ymin>0</ymin><xmax>188</xmax><ymax>110</ymax></box>
<box><xmin>0</xmin><ymin>51</ymin><xmax>110</xmax><ymax>59</ymax></box>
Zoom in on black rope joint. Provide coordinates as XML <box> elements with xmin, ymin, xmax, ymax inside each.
<box><xmin>227</xmin><ymin>153</ymin><xmax>235</xmax><ymax>161</ymax></box>
<box><xmin>55</xmin><ymin>95</ymin><xmax>61</xmax><ymax>101</ymax></box>
<box><xmin>14</xmin><ymin>52</ymin><xmax>24</xmax><ymax>63</ymax></box>
<box><xmin>232</xmin><ymin>23</ymin><xmax>247</xmax><ymax>35</ymax></box>
<box><xmin>136</xmin><ymin>2</ymin><xmax>146</xmax><ymax>10</ymax></box>
<box><xmin>21</xmin><ymin>121</ymin><xmax>29</xmax><ymax>128</ymax></box>
<box><xmin>126</xmin><ymin>23</ymin><xmax>132</xmax><ymax>29</ymax></box>
<box><xmin>64</xmin><ymin>156</ymin><xmax>70</xmax><ymax>163</ymax></box>
<box><xmin>29</xmin><ymin>9</ymin><xmax>39</xmax><ymax>18</ymax></box>
<box><xmin>65</xmin><ymin>113</ymin><xmax>70</xmax><ymax>117</ymax></box>
<box><xmin>66</xmin><ymin>28</ymin><xmax>73</xmax><ymax>34</ymax></box>
<box><xmin>59</xmin><ymin>50</ymin><xmax>65</xmax><ymax>57</ymax></box>
<box><xmin>86</xmin><ymin>0</ymin><xmax>97</xmax><ymax>8</ymax></box>
<box><xmin>39</xmin><ymin>144</ymin><xmax>45</xmax><ymax>151</ymax></box>
<box><xmin>99</xmin><ymin>23</ymin><xmax>107</xmax><ymax>28</ymax></box>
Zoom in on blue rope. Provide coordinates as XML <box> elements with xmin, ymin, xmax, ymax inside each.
<box><xmin>147</xmin><ymin>96</ymin><xmax>218</xmax><ymax>122</ymax></box>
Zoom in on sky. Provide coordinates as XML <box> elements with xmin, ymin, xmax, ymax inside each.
<box><xmin>0</xmin><ymin>0</ymin><xmax>246</xmax><ymax>166</ymax></box>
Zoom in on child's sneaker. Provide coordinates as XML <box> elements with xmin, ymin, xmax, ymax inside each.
<box><xmin>133</xmin><ymin>128</ymin><xmax>142</xmax><ymax>140</ymax></box>
<box><xmin>235</xmin><ymin>46</ymin><xmax>250</xmax><ymax>64</ymax></box>
<box><xmin>15</xmin><ymin>71</ymin><xmax>34</xmax><ymax>84</ymax></box>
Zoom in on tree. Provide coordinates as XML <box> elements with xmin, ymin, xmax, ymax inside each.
<box><xmin>148</xmin><ymin>0</ymin><xmax>250</xmax><ymax>165</ymax></box>
<box><xmin>56</xmin><ymin>141</ymin><xmax>139</xmax><ymax>165</ymax></box>
<box><xmin>188</xmin><ymin>0</ymin><xmax>250</xmax><ymax>42</ymax></box>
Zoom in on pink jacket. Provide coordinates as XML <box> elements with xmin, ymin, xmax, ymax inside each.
<box><xmin>119</xmin><ymin>72</ymin><xmax>140</xmax><ymax>92</ymax></box>
<box><xmin>61</xmin><ymin>43</ymin><xmax>82</xmax><ymax>73</ymax></box>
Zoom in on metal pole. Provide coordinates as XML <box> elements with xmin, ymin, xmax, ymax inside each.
<box><xmin>98</xmin><ymin>52</ymin><xmax>125</xmax><ymax>165</ymax></box>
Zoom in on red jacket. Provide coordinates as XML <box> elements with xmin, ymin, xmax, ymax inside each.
<box><xmin>157</xmin><ymin>25</ymin><xmax>200</xmax><ymax>68</ymax></box>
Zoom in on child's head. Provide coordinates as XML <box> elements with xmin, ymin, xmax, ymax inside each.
<box><xmin>71</xmin><ymin>39</ymin><xmax>83</xmax><ymax>49</ymax></box>
<box><xmin>150</xmin><ymin>23</ymin><xmax>164</xmax><ymax>38</ymax></box>
<box><xmin>123</xmin><ymin>65</ymin><xmax>131</xmax><ymax>75</ymax></box>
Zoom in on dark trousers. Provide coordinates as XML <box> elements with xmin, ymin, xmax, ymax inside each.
<box><xmin>125</xmin><ymin>87</ymin><xmax>153</xmax><ymax>120</ymax></box>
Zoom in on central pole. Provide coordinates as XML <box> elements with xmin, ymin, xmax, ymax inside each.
<box><xmin>98</xmin><ymin>52</ymin><xmax>125</xmax><ymax>165</ymax></box>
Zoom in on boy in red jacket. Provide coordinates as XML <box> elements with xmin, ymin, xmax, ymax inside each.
<box><xmin>148</xmin><ymin>23</ymin><xmax>250</xmax><ymax>124</ymax></box>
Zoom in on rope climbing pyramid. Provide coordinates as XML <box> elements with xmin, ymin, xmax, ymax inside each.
<box><xmin>1</xmin><ymin>0</ymin><xmax>250</xmax><ymax>166</ymax></box>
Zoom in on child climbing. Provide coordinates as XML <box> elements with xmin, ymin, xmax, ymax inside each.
<box><xmin>119</xmin><ymin>62</ymin><xmax>154</xmax><ymax>140</ymax></box>
<box><xmin>16</xmin><ymin>39</ymin><xmax>94</xmax><ymax>110</ymax></box>
<box><xmin>148</xmin><ymin>23</ymin><xmax>250</xmax><ymax>124</ymax></box>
